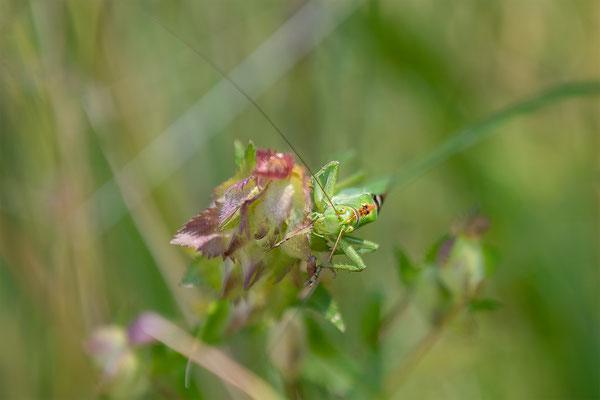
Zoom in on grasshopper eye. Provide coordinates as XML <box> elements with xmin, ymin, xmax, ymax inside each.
<box><xmin>339</xmin><ymin>207</ymin><xmax>345</xmax><ymax>213</ymax></box>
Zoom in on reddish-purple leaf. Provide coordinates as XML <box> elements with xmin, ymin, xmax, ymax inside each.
<box><xmin>244</xmin><ymin>262</ymin><xmax>265</xmax><ymax>290</ymax></box>
<box><xmin>224</xmin><ymin>232</ymin><xmax>246</xmax><ymax>258</ymax></box>
<box><xmin>171</xmin><ymin>207</ymin><xmax>226</xmax><ymax>257</ymax></box>
<box><xmin>238</xmin><ymin>187</ymin><xmax>268</xmax><ymax>237</ymax></box>
<box><xmin>199</xmin><ymin>235</ymin><xmax>228</xmax><ymax>258</ymax></box>
<box><xmin>235</xmin><ymin>247</ymin><xmax>264</xmax><ymax>290</ymax></box>
<box><xmin>220</xmin><ymin>177</ymin><xmax>255</xmax><ymax>228</ymax></box>
<box><xmin>228</xmin><ymin>176</ymin><xmax>252</xmax><ymax>192</ymax></box>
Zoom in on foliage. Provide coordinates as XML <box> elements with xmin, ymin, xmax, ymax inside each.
<box><xmin>169</xmin><ymin>142</ymin><xmax>350</xmax><ymax>345</ymax></box>
<box><xmin>1</xmin><ymin>0</ymin><xmax>599</xmax><ymax>399</ymax></box>
<box><xmin>171</xmin><ymin>141</ymin><xmax>312</xmax><ymax>291</ymax></box>
<box><xmin>90</xmin><ymin>148</ymin><xmax>505</xmax><ymax>398</ymax></box>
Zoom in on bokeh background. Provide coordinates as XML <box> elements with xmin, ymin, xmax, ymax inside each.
<box><xmin>1</xmin><ymin>0</ymin><xmax>598</xmax><ymax>398</ymax></box>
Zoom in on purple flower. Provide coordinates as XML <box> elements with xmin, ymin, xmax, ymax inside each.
<box><xmin>127</xmin><ymin>313</ymin><xmax>158</xmax><ymax>346</ymax></box>
<box><xmin>253</xmin><ymin>149</ymin><xmax>294</xmax><ymax>180</ymax></box>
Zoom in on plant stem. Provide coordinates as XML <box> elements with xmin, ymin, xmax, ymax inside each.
<box><xmin>336</xmin><ymin>170</ymin><xmax>367</xmax><ymax>191</ymax></box>
<box><xmin>378</xmin><ymin>295</ymin><xmax>411</xmax><ymax>341</ymax></box>
<box><xmin>384</xmin><ymin>299</ymin><xmax>468</xmax><ymax>395</ymax></box>
<box><xmin>391</xmin><ymin>81</ymin><xmax>600</xmax><ymax>191</ymax></box>
<box><xmin>136</xmin><ymin>312</ymin><xmax>284</xmax><ymax>400</ymax></box>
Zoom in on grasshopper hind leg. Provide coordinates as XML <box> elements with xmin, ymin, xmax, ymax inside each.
<box><xmin>304</xmin><ymin>235</ymin><xmax>378</xmax><ymax>286</ymax></box>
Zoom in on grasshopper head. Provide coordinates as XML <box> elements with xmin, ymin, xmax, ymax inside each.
<box><xmin>322</xmin><ymin>205</ymin><xmax>356</xmax><ymax>234</ymax></box>
<box><xmin>319</xmin><ymin>193</ymin><xmax>381</xmax><ymax>235</ymax></box>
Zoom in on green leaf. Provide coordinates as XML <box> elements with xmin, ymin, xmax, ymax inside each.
<box><xmin>233</xmin><ymin>140</ymin><xmax>245</xmax><ymax>167</ymax></box>
<box><xmin>235</xmin><ymin>141</ymin><xmax>256</xmax><ymax>177</ymax></box>
<box><xmin>424</xmin><ymin>234</ymin><xmax>452</xmax><ymax>265</ymax></box>
<box><xmin>201</xmin><ymin>300</ymin><xmax>231</xmax><ymax>344</ymax></box>
<box><xmin>469</xmin><ymin>298</ymin><xmax>503</xmax><ymax>312</ymax></box>
<box><xmin>360</xmin><ymin>292</ymin><xmax>383</xmax><ymax>350</ymax></box>
<box><xmin>304</xmin><ymin>314</ymin><xmax>338</xmax><ymax>357</ymax></box>
<box><xmin>324</xmin><ymin>299</ymin><xmax>345</xmax><ymax>333</ymax></box>
<box><xmin>306</xmin><ymin>285</ymin><xmax>346</xmax><ymax>332</ymax></box>
<box><xmin>302</xmin><ymin>316</ymin><xmax>367</xmax><ymax>396</ymax></box>
<box><xmin>395</xmin><ymin>247</ymin><xmax>420</xmax><ymax>288</ymax></box>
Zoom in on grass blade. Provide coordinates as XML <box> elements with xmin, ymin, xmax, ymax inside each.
<box><xmin>391</xmin><ymin>81</ymin><xmax>600</xmax><ymax>190</ymax></box>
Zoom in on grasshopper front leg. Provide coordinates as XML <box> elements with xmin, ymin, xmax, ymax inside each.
<box><xmin>312</xmin><ymin>161</ymin><xmax>339</xmax><ymax>212</ymax></box>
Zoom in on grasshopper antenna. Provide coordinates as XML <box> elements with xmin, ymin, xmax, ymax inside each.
<box><xmin>150</xmin><ymin>16</ymin><xmax>343</xmax><ymax>373</ymax></box>
<box><xmin>153</xmin><ymin>19</ymin><xmax>341</xmax><ymax>219</ymax></box>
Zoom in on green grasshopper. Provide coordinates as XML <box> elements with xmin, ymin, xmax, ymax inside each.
<box><xmin>303</xmin><ymin>161</ymin><xmax>384</xmax><ymax>284</ymax></box>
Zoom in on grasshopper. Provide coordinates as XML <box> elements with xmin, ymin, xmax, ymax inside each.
<box><xmin>303</xmin><ymin>161</ymin><xmax>384</xmax><ymax>285</ymax></box>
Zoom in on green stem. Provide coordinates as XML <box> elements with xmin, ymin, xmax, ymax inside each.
<box><xmin>384</xmin><ymin>299</ymin><xmax>468</xmax><ymax>396</ymax></box>
<box><xmin>335</xmin><ymin>170</ymin><xmax>367</xmax><ymax>191</ymax></box>
<box><xmin>392</xmin><ymin>81</ymin><xmax>600</xmax><ymax>190</ymax></box>
<box><xmin>377</xmin><ymin>295</ymin><xmax>411</xmax><ymax>341</ymax></box>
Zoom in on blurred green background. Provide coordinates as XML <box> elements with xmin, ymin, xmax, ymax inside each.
<box><xmin>1</xmin><ymin>0</ymin><xmax>598</xmax><ymax>398</ymax></box>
